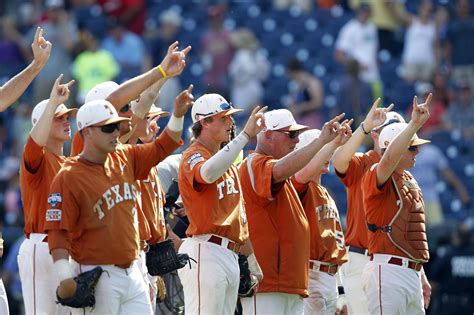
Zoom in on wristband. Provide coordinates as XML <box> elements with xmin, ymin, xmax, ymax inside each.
<box><xmin>361</xmin><ymin>122</ymin><xmax>370</xmax><ymax>135</ymax></box>
<box><xmin>157</xmin><ymin>65</ymin><xmax>168</xmax><ymax>78</ymax></box>
<box><xmin>167</xmin><ymin>114</ymin><xmax>184</xmax><ymax>132</ymax></box>
<box><xmin>55</xmin><ymin>259</ymin><xmax>74</xmax><ymax>282</ymax></box>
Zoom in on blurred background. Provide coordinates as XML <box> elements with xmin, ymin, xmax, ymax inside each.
<box><xmin>1</xmin><ymin>0</ymin><xmax>474</xmax><ymax>314</ymax></box>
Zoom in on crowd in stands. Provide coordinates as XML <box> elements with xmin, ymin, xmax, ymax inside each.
<box><xmin>0</xmin><ymin>0</ymin><xmax>474</xmax><ymax>314</ymax></box>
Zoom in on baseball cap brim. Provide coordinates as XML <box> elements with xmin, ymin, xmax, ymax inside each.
<box><xmin>208</xmin><ymin>108</ymin><xmax>244</xmax><ymax>120</ymax></box>
<box><xmin>410</xmin><ymin>138</ymin><xmax>431</xmax><ymax>146</ymax></box>
<box><xmin>147</xmin><ymin>110</ymin><xmax>169</xmax><ymax>119</ymax></box>
<box><xmin>287</xmin><ymin>123</ymin><xmax>309</xmax><ymax>131</ymax></box>
<box><xmin>56</xmin><ymin>108</ymin><xmax>78</xmax><ymax>118</ymax></box>
<box><xmin>93</xmin><ymin>116</ymin><xmax>130</xmax><ymax>127</ymax></box>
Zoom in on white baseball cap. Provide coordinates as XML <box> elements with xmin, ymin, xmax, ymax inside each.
<box><xmin>295</xmin><ymin>129</ymin><xmax>321</xmax><ymax>150</ymax></box>
<box><xmin>379</xmin><ymin>122</ymin><xmax>430</xmax><ymax>149</ymax></box>
<box><xmin>264</xmin><ymin>109</ymin><xmax>308</xmax><ymax>131</ymax></box>
<box><xmin>31</xmin><ymin>99</ymin><xmax>78</xmax><ymax>125</ymax></box>
<box><xmin>191</xmin><ymin>93</ymin><xmax>242</xmax><ymax>123</ymax></box>
<box><xmin>374</xmin><ymin>111</ymin><xmax>406</xmax><ymax>131</ymax></box>
<box><xmin>76</xmin><ymin>100</ymin><xmax>129</xmax><ymax>131</ymax></box>
<box><xmin>84</xmin><ymin>81</ymin><xmax>119</xmax><ymax>103</ymax></box>
<box><xmin>131</xmin><ymin>101</ymin><xmax>169</xmax><ymax>119</ymax></box>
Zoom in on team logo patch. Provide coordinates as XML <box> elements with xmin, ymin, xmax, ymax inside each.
<box><xmin>46</xmin><ymin>209</ymin><xmax>62</xmax><ymax>221</ymax></box>
<box><xmin>187</xmin><ymin>153</ymin><xmax>204</xmax><ymax>170</ymax></box>
<box><xmin>48</xmin><ymin>193</ymin><xmax>62</xmax><ymax>208</ymax></box>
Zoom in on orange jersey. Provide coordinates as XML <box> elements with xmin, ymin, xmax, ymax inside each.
<box><xmin>45</xmin><ymin>131</ymin><xmax>180</xmax><ymax>266</ymax></box>
<box><xmin>137</xmin><ymin>167</ymin><xmax>166</xmax><ymax>244</ymax></box>
<box><xmin>335</xmin><ymin>150</ymin><xmax>379</xmax><ymax>249</ymax></box>
<box><xmin>294</xmin><ymin>180</ymin><xmax>348</xmax><ymax>265</ymax></box>
<box><xmin>362</xmin><ymin>165</ymin><xmax>428</xmax><ymax>259</ymax></box>
<box><xmin>178</xmin><ymin>141</ymin><xmax>248</xmax><ymax>244</ymax></box>
<box><xmin>71</xmin><ymin>132</ymin><xmax>84</xmax><ymax>156</ymax></box>
<box><xmin>239</xmin><ymin>153</ymin><xmax>310</xmax><ymax>297</ymax></box>
<box><xmin>20</xmin><ymin>136</ymin><xmax>66</xmax><ymax>236</ymax></box>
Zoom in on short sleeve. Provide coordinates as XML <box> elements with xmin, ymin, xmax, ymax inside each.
<box><xmin>22</xmin><ymin>136</ymin><xmax>46</xmax><ymax>175</ymax></box>
<box><xmin>335</xmin><ymin>153</ymin><xmax>365</xmax><ymax>187</ymax></box>
<box><xmin>181</xmin><ymin>150</ymin><xmax>207</xmax><ymax>191</ymax></box>
<box><xmin>335</xmin><ymin>23</ymin><xmax>352</xmax><ymax>53</ymax></box>
<box><xmin>361</xmin><ymin>163</ymin><xmax>389</xmax><ymax>198</ymax></box>
<box><xmin>245</xmin><ymin>154</ymin><xmax>279</xmax><ymax>200</ymax></box>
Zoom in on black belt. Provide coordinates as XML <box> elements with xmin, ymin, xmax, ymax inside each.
<box><xmin>348</xmin><ymin>245</ymin><xmax>369</xmax><ymax>256</ymax></box>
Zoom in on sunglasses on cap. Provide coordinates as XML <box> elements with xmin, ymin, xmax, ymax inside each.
<box><xmin>195</xmin><ymin>102</ymin><xmax>232</xmax><ymax>118</ymax></box>
<box><xmin>119</xmin><ymin>103</ymin><xmax>131</xmax><ymax>113</ymax></box>
<box><xmin>275</xmin><ymin>130</ymin><xmax>301</xmax><ymax>139</ymax></box>
<box><xmin>94</xmin><ymin>123</ymin><xmax>120</xmax><ymax>134</ymax></box>
<box><xmin>408</xmin><ymin>145</ymin><xmax>418</xmax><ymax>152</ymax></box>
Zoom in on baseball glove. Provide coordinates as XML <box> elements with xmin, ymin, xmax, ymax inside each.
<box><xmin>238</xmin><ymin>254</ymin><xmax>259</xmax><ymax>297</ymax></box>
<box><xmin>146</xmin><ymin>239</ymin><xmax>191</xmax><ymax>276</ymax></box>
<box><xmin>56</xmin><ymin>266</ymin><xmax>103</xmax><ymax>308</ymax></box>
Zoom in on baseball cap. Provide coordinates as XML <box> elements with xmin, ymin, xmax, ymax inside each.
<box><xmin>295</xmin><ymin>129</ymin><xmax>321</xmax><ymax>150</ymax></box>
<box><xmin>379</xmin><ymin>122</ymin><xmax>430</xmax><ymax>149</ymax></box>
<box><xmin>191</xmin><ymin>93</ymin><xmax>242</xmax><ymax>123</ymax></box>
<box><xmin>374</xmin><ymin>111</ymin><xmax>406</xmax><ymax>131</ymax></box>
<box><xmin>76</xmin><ymin>100</ymin><xmax>129</xmax><ymax>131</ymax></box>
<box><xmin>31</xmin><ymin>99</ymin><xmax>78</xmax><ymax>125</ymax></box>
<box><xmin>264</xmin><ymin>109</ymin><xmax>308</xmax><ymax>131</ymax></box>
<box><xmin>131</xmin><ymin>100</ymin><xmax>169</xmax><ymax>119</ymax></box>
<box><xmin>85</xmin><ymin>81</ymin><xmax>119</xmax><ymax>103</ymax></box>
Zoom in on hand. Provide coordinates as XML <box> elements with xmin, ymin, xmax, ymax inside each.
<box><xmin>172</xmin><ymin>206</ymin><xmax>186</xmax><ymax>217</ymax></box>
<box><xmin>173</xmin><ymin>84</ymin><xmax>194</xmax><ymax>117</ymax></box>
<box><xmin>166</xmin><ymin>224</ymin><xmax>183</xmax><ymax>251</ymax></box>
<box><xmin>160</xmin><ymin>42</ymin><xmax>192</xmax><ymax>78</ymax></box>
<box><xmin>331</xmin><ymin>119</ymin><xmax>353</xmax><ymax>147</ymax></box>
<box><xmin>243</xmin><ymin>106</ymin><xmax>267</xmax><ymax>138</ymax></box>
<box><xmin>31</xmin><ymin>27</ymin><xmax>52</xmax><ymax>68</ymax></box>
<box><xmin>421</xmin><ymin>272</ymin><xmax>431</xmax><ymax>309</ymax></box>
<box><xmin>410</xmin><ymin>93</ymin><xmax>431</xmax><ymax>128</ymax></box>
<box><xmin>364</xmin><ymin>98</ymin><xmax>395</xmax><ymax>130</ymax></box>
<box><xmin>57</xmin><ymin>278</ymin><xmax>77</xmax><ymax>300</ymax></box>
<box><xmin>319</xmin><ymin>113</ymin><xmax>346</xmax><ymax>144</ymax></box>
<box><xmin>49</xmin><ymin>74</ymin><xmax>75</xmax><ymax>106</ymax></box>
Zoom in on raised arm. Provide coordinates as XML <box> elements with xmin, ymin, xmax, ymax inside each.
<box><xmin>164</xmin><ymin>85</ymin><xmax>195</xmax><ymax>143</ymax></box>
<box><xmin>273</xmin><ymin>114</ymin><xmax>345</xmax><ymax>183</ymax></box>
<box><xmin>332</xmin><ymin>99</ymin><xmax>392</xmax><ymax>173</ymax></box>
<box><xmin>30</xmin><ymin>75</ymin><xmax>74</xmax><ymax>146</ymax></box>
<box><xmin>106</xmin><ymin>42</ymin><xmax>191</xmax><ymax>111</ymax></box>
<box><xmin>0</xmin><ymin>27</ymin><xmax>51</xmax><ymax>111</ymax></box>
<box><xmin>376</xmin><ymin>94</ymin><xmax>432</xmax><ymax>185</ymax></box>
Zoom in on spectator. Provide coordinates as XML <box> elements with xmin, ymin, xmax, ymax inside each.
<box><xmin>200</xmin><ymin>4</ymin><xmax>234</xmax><ymax>97</ymax></box>
<box><xmin>414</xmin><ymin>82</ymin><xmax>446</xmax><ymax>136</ymax></box>
<box><xmin>72</xmin><ymin>30</ymin><xmax>119</xmax><ymax>103</ymax></box>
<box><xmin>335</xmin><ymin>3</ymin><xmax>382</xmax><ymax>97</ymax></box>
<box><xmin>72</xmin><ymin>0</ymin><xmax>108</xmax><ymax>40</ymax></box>
<box><xmin>410</xmin><ymin>143</ymin><xmax>471</xmax><ymax>228</ymax></box>
<box><xmin>101</xmin><ymin>19</ymin><xmax>146</xmax><ymax>83</ymax></box>
<box><xmin>443</xmin><ymin>81</ymin><xmax>474</xmax><ymax>140</ymax></box>
<box><xmin>286</xmin><ymin>58</ymin><xmax>324</xmax><ymax>129</ymax></box>
<box><xmin>397</xmin><ymin>0</ymin><xmax>438</xmax><ymax>83</ymax></box>
<box><xmin>0</xmin><ymin>16</ymin><xmax>30</xmax><ymax>79</ymax></box>
<box><xmin>229</xmin><ymin>28</ymin><xmax>270</xmax><ymax>114</ymax></box>
<box><xmin>444</xmin><ymin>0</ymin><xmax>474</xmax><ymax>89</ymax></box>
<box><xmin>335</xmin><ymin>59</ymin><xmax>373</xmax><ymax>126</ymax></box>
<box><xmin>97</xmin><ymin>0</ymin><xmax>145</xmax><ymax>34</ymax></box>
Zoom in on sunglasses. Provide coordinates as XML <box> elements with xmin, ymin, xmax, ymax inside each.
<box><xmin>408</xmin><ymin>145</ymin><xmax>418</xmax><ymax>152</ymax></box>
<box><xmin>195</xmin><ymin>103</ymin><xmax>232</xmax><ymax>118</ymax></box>
<box><xmin>275</xmin><ymin>130</ymin><xmax>301</xmax><ymax>139</ymax></box>
<box><xmin>94</xmin><ymin>123</ymin><xmax>120</xmax><ymax>134</ymax></box>
<box><xmin>119</xmin><ymin>103</ymin><xmax>131</xmax><ymax>113</ymax></box>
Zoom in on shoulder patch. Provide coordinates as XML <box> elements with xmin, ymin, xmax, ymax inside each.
<box><xmin>48</xmin><ymin>193</ymin><xmax>62</xmax><ymax>208</ymax></box>
<box><xmin>46</xmin><ymin>209</ymin><xmax>62</xmax><ymax>221</ymax></box>
<box><xmin>187</xmin><ymin>152</ymin><xmax>204</xmax><ymax>170</ymax></box>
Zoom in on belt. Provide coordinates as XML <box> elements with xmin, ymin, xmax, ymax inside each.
<box><xmin>370</xmin><ymin>255</ymin><xmax>423</xmax><ymax>272</ymax></box>
<box><xmin>207</xmin><ymin>235</ymin><xmax>241</xmax><ymax>254</ymax></box>
<box><xmin>348</xmin><ymin>245</ymin><xmax>369</xmax><ymax>256</ymax></box>
<box><xmin>309</xmin><ymin>261</ymin><xmax>339</xmax><ymax>275</ymax></box>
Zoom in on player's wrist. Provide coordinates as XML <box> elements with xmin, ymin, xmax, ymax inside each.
<box><xmin>55</xmin><ymin>259</ymin><xmax>74</xmax><ymax>282</ymax></box>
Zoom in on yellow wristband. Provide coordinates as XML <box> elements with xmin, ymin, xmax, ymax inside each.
<box><xmin>157</xmin><ymin>65</ymin><xmax>168</xmax><ymax>78</ymax></box>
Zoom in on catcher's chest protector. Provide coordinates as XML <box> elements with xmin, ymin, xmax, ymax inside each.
<box><xmin>388</xmin><ymin>172</ymin><xmax>429</xmax><ymax>262</ymax></box>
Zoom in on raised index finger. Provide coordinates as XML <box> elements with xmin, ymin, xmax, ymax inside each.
<box><xmin>328</xmin><ymin>112</ymin><xmax>346</xmax><ymax>124</ymax></box>
<box><xmin>34</xmin><ymin>27</ymin><xmax>42</xmax><ymax>44</ymax></box>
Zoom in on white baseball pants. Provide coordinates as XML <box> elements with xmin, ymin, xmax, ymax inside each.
<box><xmin>339</xmin><ymin>251</ymin><xmax>370</xmax><ymax>315</ymax></box>
<box><xmin>303</xmin><ymin>269</ymin><xmax>338</xmax><ymax>315</ymax></box>
<box><xmin>241</xmin><ymin>292</ymin><xmax>304</xmax><ymax>315</ymax></box>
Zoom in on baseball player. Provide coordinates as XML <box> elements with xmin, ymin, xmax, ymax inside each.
<box><xmin>292</xmin><ymin>126</ymin><xmax>352</xmax><ymax>315</ymax></box>
<box><xmin>0</xmin><ymin>27</ymin><xmax>51</xmax><ymax>111</ymax></box>
<box><xmin>44</xmin><ymin>92</ymin><xmax>191</xmax><ymax>313</ymax></box>
<box><xmin>177</xmin><ymin>93</ymin><xmax>265</xmax><ymax>315</ymax></box>
<box><xmin>18</xmin><ymin>75</ymin><xmax>76</xmax><ymax>315</ymax></box>
<box><xmin>331</xmin><ymin>99</ymin><xmax>398</xmax><ymax>314</ymax></box>
<box><xmin>70</xmin><ymin>41</ymin><xmax>191</xmax><ymax>155</ymax></box>
<box><xmin>361</xmin><ymin>95</ymin><xmax>432</xmax><ymax>314</ymax></box>
<box><xmin>238</xmin><ymin>109</ymin><xmax>345</xmax><ymax>315</ymax></box>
